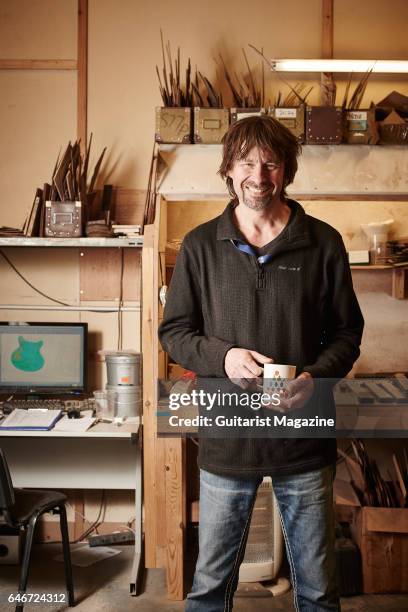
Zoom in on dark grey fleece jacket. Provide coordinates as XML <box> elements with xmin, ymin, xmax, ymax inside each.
<box><xmin>158</xmin><ymin>200</ymin><xmax>364</xmax><ymax>478</ymax></box>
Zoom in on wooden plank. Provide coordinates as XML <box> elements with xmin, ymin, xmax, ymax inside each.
<box><xmin>156</xmin><ymin>437</ymin><xmax>167</xmax><ymax>553</ymax></box>
<box><xmin>77</xmin><ymin>0</ymin><xmax>88</xmax><ymax>153</ymax></box>
<box><xmin>158</xmin><ymin>145</ymin><xmax>408</xmax><ymax>197</ymax></box>
<box><xmin>297</xmin><ymin>194</ymin><xmax>408</xmax><ymax>202</ymax></box>
<box><xmin>322</xmin><ymin>0</ymin><xmax>334</xmax><ymax>59</ymax></box>
<box><xmin>392</xmin><ymin>268</ymin><xmax>406</xmax><ymax>299</ymax></box>
<box><xmin>79</xmin><ymin>248</ymin><xmax>141</xmax><ymax>301</ymax></box>
<box><xmin>0</xmin><ymin>59</ymin><xmax>77</xmax><ymax>70</ymax></box>
<box><xmin>142</xmin><ymin>218</ymin><xmax>160</xmax><ymax>567</ymax></box>
<box><xmin>165</xmin><ymin>438</ymin><xmax>186</xmax><ymax>600</ymax></box>
<box><xmin>365</xmin><ymin>507</ymin><xmax>408</xmax><ymax>534</ymax></box>
<box><xmin>321</xmin><ymin>0</ymin><xmax>334</xmax><ymax>105</ymax></box>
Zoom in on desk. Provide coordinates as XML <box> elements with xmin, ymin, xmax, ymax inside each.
<box><xmin>0</xmin><ymin>419</ymin><xmax>143</xmax><ymax>595</ymax></box>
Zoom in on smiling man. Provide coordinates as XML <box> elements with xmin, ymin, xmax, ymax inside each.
<box><xmin>159</xmin><ymin>115</ymin><xmax>364</xmax><ymax>611</ymax></box>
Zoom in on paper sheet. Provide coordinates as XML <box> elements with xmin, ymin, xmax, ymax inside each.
<box><xmin>53</xmin><ymin>415</ymin><xmax>96</xmax><ymax>432</ymax></box>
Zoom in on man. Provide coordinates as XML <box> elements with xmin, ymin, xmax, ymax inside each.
<box><xmin>159</xmin><ymin>115</ymin><xmax>364</xmax><ymax>611</ymax></box>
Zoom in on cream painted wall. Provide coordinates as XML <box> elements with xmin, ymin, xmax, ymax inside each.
<box><xmin>1</xmin><ymin>0</ymin><xmax>408</xmax><ymax>224</ymax></box>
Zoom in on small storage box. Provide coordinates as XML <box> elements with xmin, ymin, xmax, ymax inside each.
<box><xmin>343</xmin><ymin>109</ymin><xmax>378</xmax><ymax>145</ymax></box>
<box><xmin>155</xmin><ymin>107</ymin><xmax>192</xmax><ymax>144</ymax></box>
<box><xmin>305</xmin><ymin>106</ymin><xmax>342</xmax><ymax>144</ymax></box>
<box><xmin>193</xmin><ymin>108</ymin><xmax>229</xmax><ymax>144</ymax></box>
<box><xmin>350</xmin><ymin>506</ymin><xmax>408</xmax><ymax>593</ymax></box>
<box><xmin>268</xmin><ymin>106</ymin><xmax>305</xmax><ymax>142</ymax></box>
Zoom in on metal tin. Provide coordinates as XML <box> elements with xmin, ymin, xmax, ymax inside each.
<box><xmin>344</xmin><ymin>108</ymin><xmax>378</xmax><ymax>145</ymax></box>
<box><xmin>105</xmin><ymin>353</ymin><xmax>141</xmax><ymax>386</ymax></box>
<box><xmin>155</xmin><ymin>107</ymin><xmax>192</xmax><ymax>143</ymax></box>
<box><xmin>45</xmin><ymin>201</ymin><xmax>82</xmax><ymax>237</ymax></box>
<box><xmin>230</xmin><ymin>108</ymin><xmax>266</xmax><ymax>123</ymax></box>
<box><xmin>105</xmin><ymin>384</ymin><xmax>142</xmax><ymax>417</ymax></box>
<box><xmin>193</xmin><ymin>107</ymin><xmax>229</xmax><ymax>144</ymax></box>
<box><xmin>268</xmin><ymin>105</ymin><xmax>305</xmax><ymax>142</ymax></box>
<box><xmin>305</xmin><ymin>106</ymin><xmax>343</xmax><ymax>144</ymax></box>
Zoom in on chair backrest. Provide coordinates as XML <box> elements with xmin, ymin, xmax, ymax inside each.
<box><xmin>0</xmin><ymin>448</ymin><xmax>16</xmax><ymax>514</ymax></box>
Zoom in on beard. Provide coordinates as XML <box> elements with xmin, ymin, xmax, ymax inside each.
<box><xmin>242</xmin><ymin>181</ymin><xmax>276</xmax><ymax>210</ymax></box>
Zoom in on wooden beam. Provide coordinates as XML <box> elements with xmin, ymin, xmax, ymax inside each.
<box><xmin>0</xmin><ymin>59</ymin><xmax>76</xmax><ymax>70</ymax></box>
<box><xmin>165</xmin><ymin>438</ymin><xmax>186</xmax><ymax>600</ymax></box>
<box><xmin>392</xmin><ymin>268</ymin><xmax>406</xmax><ymax>299</ymax></box>
<box><xmin>321</xmin><ymin>0</ymin><xmax>335</xmax><ymax>106</ymax></box>
<box><xmin>322</xmin><ymin>0</ymin><xmax>334</xmax><ymax>59</ymax></box>
<box><xmin>142</xmin><ymin>198</ymin><xmax>162</xmax><ymax>568</ymax></box>
<box><xmin>296</xmin><ymin>194</ymin><xmax>408</xmax><ymax>202</ymax></box>
<box><xmin>77</xmin><ymin>0</ymin><xmax>88</xmax><ymax>153</ymax></box>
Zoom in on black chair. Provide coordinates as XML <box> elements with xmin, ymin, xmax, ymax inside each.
<box><xmin>0</xmin><ymin>448</ymin><xmax>75</xmax><ymax>611</ymax></box>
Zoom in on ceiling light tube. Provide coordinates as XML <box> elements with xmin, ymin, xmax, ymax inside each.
<box><xmin>269</xmin><ymin>59</ymin><xmax>408</xmax><ymax>73</ymax></box>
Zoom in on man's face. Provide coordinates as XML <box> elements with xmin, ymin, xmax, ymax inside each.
<box><xmin>227</xmin><ymin>146</ymin><xmax>285</xmax><ymax>211</ymax></box>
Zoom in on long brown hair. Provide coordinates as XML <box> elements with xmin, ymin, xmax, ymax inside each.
<box><xmin>219</xmin><ymin>115</ymin><xmax>301</xmax><ymax>199</ymax></box>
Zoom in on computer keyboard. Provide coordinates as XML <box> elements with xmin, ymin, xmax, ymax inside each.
<box><xmin>2</xmin><ymin>398</ymin><xmax>66</xmax><ymax>411</ymax></box>
<box><xmin>1</xmin><ymin>397</ymin><xmax>96</xmax><ymax>415</ymax></box>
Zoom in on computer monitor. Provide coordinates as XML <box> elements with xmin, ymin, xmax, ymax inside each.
<box><xmin>0</xmin><ymin>322</ymin><xmax>87</xmax><ymax>395</ymax></box>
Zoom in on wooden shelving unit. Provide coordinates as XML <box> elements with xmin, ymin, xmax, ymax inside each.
<box><xmin>350</xmin><ymin>264</ymin><xmax>408</xmax><ymax>299</ymax></box>
<box><xmin>0</xmin><ymin>237</ymin><xmax>143</xmax><ymax>248</ymax></box>
<box><xmin>143</xmin><ymin>142</ymin><xmax>408</xmax><ymax>600</ymax></box>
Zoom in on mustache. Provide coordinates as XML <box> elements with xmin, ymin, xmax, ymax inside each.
<box><xmin>244</xmin><ymin>181</ymin><xmax>273</xmax><ymax>189</ymax></box>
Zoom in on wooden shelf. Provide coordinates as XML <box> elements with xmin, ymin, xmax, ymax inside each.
<box><xmin>157</xmin><ymin>144</ymin><xmax>408</xmax><ymax>201</ymax></box>
<box><xmin>166</xmin><ymin>248</ymin><xmax>407</xmax><ymax>299</ymax></box>
<box><xmin>350</xmin><ymin>264</ymin><xmax>408</xmax><ymax>299</ymax></box>
<box><xmin>0</xmin><ymin>236</ymin><xmax>143</xmax><ymax>248</ymax></box>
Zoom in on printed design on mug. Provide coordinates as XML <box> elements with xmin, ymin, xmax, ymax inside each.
<box><xmin>11</xmin><ymin>336</ymin><xmax>45</xmax><ymax>372</ymax></box>
<box><xmin>271</xmin><ymin>370</ymin><xmax>285</xmax><ymax>392</ymax></box>
<box><xmin>264</xmin><ymin>370</ymin><xmax>287</xmax><ymax>395</ymax></box>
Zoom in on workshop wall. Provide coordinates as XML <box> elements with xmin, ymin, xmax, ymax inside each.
<box><xmin>1</xmin><ymin>0</ymin><xmax>408</xmax><ymax>221</ymax></box>
<box><xmin>1</xmin><ymin>0</ymin><xmax>408</xmax><ymax>536</ymax></box>
<box><xmin>1</xmin><ymin>0</ymin><xmax>407</xmax><ymax>364</ymax></box>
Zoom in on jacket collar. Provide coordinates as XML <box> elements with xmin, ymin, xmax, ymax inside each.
<box><xmin>216</xmin><ymin>199</ymin><xmax>311</xmax><ymax>254</ymax></box>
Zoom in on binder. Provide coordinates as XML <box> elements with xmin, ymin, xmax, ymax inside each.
<box><xmin>0</xmin><ymin>408</ymin><xmax>62</xmax><ymax>431</ymax></box>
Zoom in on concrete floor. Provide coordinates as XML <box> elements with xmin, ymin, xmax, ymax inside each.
<box><xmin>1</xmin><ymin>543</ymin><xmax>408</xmax><ymax>611</ymax></box>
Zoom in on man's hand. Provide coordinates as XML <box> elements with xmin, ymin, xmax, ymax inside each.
<box><xmin>224</xmin><ymin>348</ymin><xmax>274</xmax><ymax>389</ymax></box>
<box><xmin>274</xmin><ymin>372</ymin><xmax>314</xmax><ymax>413</ymax></box>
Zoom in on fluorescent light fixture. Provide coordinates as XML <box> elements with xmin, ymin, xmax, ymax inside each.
<box><xmin>269</xmin><ymin>59</ymin><xmax>408</xmax><ymax>73</ymax></box>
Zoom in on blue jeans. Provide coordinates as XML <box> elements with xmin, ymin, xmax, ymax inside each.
<box><xmin>186</xmin><ymin>465</ymin><xmax>340</xmax><ymax>612</ymax></box>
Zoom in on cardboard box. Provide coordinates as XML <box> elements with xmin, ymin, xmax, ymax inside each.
<box><xmin>349</xmin><ymin>506</ymin><xmax>408</xmax><ymax>593</ymax></box>
<box><xmin>268</xmin><ymin>105</ymin><xmax>305</xmax><ymax>142</ymax></box>
<box><xmin>155</xmin><ymin>107</ymin><xmax>192</xmax><ymax>143</ymax></box>
<box><xmin>193</xmin><ymin>108</ymin><xmax>229</xmax><ymax>144</ymax></box>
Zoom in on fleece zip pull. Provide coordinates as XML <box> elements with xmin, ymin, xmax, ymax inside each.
<box><xmin>230</xmin><ymin>239</ymin><xmax>270</xmax><ymax>290</ymax></box>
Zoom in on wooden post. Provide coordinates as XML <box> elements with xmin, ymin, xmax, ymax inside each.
<box><xmin>77</xmin><ymin>0</ymin><xmax>88</xmax><ymax>153</ymax></box>
<box><xmin>392</xmin><ymin>268</ymin><xmax>406</xmax><ymax>299</ymax></box>
<box><xmin>321</xmin><ymin>0</ymin><xmax>335</xmax><ymax>106</ymax></box>
<box><xmin>322</xmin><ymin>0</ymin><xmax>334</xmax><ymax>59</ymax></box>
<box><xmin>142</xmin><ymin>219</ymin><xmax>160</xmax><ymax>567</ymax></box>
<box><xmin>165</xmin><ymin>438</ymin><xmax>186</xmax><ymax>600</ymax></box>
